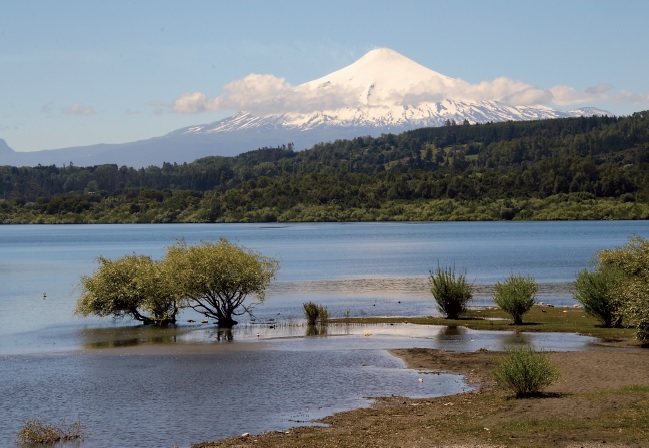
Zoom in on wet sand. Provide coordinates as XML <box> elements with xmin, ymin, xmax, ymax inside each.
<box><xmin>270</xmin><ymin>277</ymin><xmax>575</xmax><ymax>297</ymax></box>
<box><xmin>195</xmin><ymin>347</ymin><xmax>649</xmax><ymax>448</ymax></box>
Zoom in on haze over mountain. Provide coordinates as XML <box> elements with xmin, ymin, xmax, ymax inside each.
<box><xmin>1</xmin><ymin>48</ymin><xmax>608</xmax><ymax>168</ymax></box>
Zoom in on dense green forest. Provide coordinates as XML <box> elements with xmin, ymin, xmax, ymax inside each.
<box><xmin>1</xmin><ymin>111</ymin><xmax>648</xmax><ymax>223</ymax></box>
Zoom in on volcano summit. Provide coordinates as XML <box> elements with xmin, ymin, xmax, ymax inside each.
<box><xmin>2</xmin><ymin>48</ymin><xmax>608</xmax><ymax>167</ymax></box>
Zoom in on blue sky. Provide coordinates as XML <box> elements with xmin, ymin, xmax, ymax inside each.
<box><xmin>2</xmin><ymin>0</ymin><xmax>648</xmax><ymax>152</ymax></box>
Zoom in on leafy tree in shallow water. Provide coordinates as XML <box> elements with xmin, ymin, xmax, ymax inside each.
<box><xmin>76</xmin><ymin>254</ymin><xmax>179</xmax><ymax>326</ymax></box>
<box><xmin>165</xmin><ymin>238</ymin><xmax>279</xmax><ymax>328</ymax></box>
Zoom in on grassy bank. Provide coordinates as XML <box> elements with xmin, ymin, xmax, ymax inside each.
<box><xmin>331</xmin><ymin>305</ymin><xmax>639</xmax><ymax>343</ymax></box>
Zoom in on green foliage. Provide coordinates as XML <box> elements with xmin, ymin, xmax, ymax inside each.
<box><xmin>76</xmin><ymin>239</ymin><xmax>278</xmax><ymax>329</ymax></box>
<box><xmin>164</xmin><ymin>238</ymin><xmax>279</xmax><ymax>327</ymax></box>
<box><xmin>303</xmin><ymin>302</ymin><xmax>328</xmax><ymax>325</ymax></box>
<box><xmin>2</xmin><ymin>112</ymin><xmax>649</xmax><ymax>223</ymax></box>
<box><xmin>598</xmin><ymin>236</ymin><xmax>649</xmax><ymax>341</ymax></box>
<box><xmin>492</xmin><ymin>346</ymin><xmax>560</xmax><ymax>397</ymax></box>
<box><xmin>16</xmin><ymin>418</ymin><xmax>83</xmax><ymax>446</ymax></box>
<box><xmin>76</xmin><ymin>254</ymin><xmax>179</xmax><ymax>325</ymax></box>
<box><xmin>493</xmin><ymin>274</ymin><xmax>538</xmax><ymax>324</ymax></box>
<box><xmin>429</xmin><ymin>264</ymin><xmax>472</xmax><ymax>319</ymax></box>
<box><xmin>573</xmin><ymin>265</ymin><xmax>625</xmax><ymax>327</ymax></box>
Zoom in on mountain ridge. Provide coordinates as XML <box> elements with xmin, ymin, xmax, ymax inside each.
<box><xmin>1</xmin><ymin>48</ymin><xmax>609</xmax><ymax>168</ymax></box>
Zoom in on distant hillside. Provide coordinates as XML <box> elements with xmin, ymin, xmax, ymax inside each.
<box><xmin>1</xmin><ymin>112</ymin><xmax>648</xmax><ymax>223</ymax></box>
<box><xmin>0</xmin><ymin>48</ymin><xmax>608</xmax><ymax>168</ymax></box>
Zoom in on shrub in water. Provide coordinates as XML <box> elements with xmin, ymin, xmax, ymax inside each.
<box><xmin>16</xmin><ymin>418</ymin><xmax>83</xmax><ymax>446</ymax></box>
<box><xmin>492</xmin><ymin>346</ymin><xmax>560</xmax><ymax>397</ymax></box>
<box><xmin>493</xmin><ymin>274</ymin><xmax>537</xmax><ymax>325</ymax></box>
<box><xmin>303</xmin><ymin>302</ymin><xmax>328</xmax><ymax>325</ymax></box>
<box><xmin>574</xmin><ymin>265</ymin><xmax>624</xmax><ymax>327</ymax></box>
<box><xmin>429</xmin><ymin>264</ymin><xmax>472</xmax><ymax>319</ymax></box>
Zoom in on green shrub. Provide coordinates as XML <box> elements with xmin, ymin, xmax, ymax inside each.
<box><xmin>16</xmin><ymin>418</ymin><xmax>83</xmax><ymax>446</ymax></box>
<box><xmin>598</xmin><ymin>236</ymin><xmax>649</xmax><ymax>341</ymax></box>
<box><xmin>493</xmin><ymin>274</ymin><xmax>537</xmax><ymax>324</ymax></box>
<box><xmin>429</xmin><ymin>264</ymin><xmax>472</xmax><ymax>319</ymax></box>
<box><xmin>303</xmin><ymin>302</ymin><xmax>328</xmax><ymax>325</ymax></box>
<box><xmin>573</xmin><ymin>265</ymin><xmax>624</xmax><ymax>327</ymax></box>
<box><xmin>492</xmin><ymin>346</ymin><xmax>560</xmax><ymax>397</ymax></box>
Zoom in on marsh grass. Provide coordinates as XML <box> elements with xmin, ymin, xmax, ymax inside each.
<box><xmin>492</xmin><ymin>346</ymin><xmax>560</xmax><ymax>397</ymax></box>
<box><xmin>16</xmin><ymin>418</ymin><xmax>83</xmax><ymax>446</ymax></box>
<box><xmin>303</xmin><ymin>302</ymin><xmax>328</xmax><ymax>325</ymax></box>
<box><xmin>429</xmin><ymin>264</ymin><xmax>473</xmax><ymax>319</ymax></box>
<box><xmin>493</xmin><ymin>274</ymin><xmax>537</xmax><ymax>324</ymax></box>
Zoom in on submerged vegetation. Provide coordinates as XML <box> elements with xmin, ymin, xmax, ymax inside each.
<box><xmin>16</xmin><ymin>418</ymin><xmax>83</xmax><ymax>446</ymax></box>
<box><xmin>1</xmin><ymin>112</ymin><xmax>649</xmax><ymax>223</ymax></box>
<box><xmin>303</xmin><ymin>302</ymin><xmax>329</xmax><ymax>326</ymax></box>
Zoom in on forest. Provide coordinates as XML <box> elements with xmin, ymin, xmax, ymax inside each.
<box><xmin>1</xmin><ymin>111</ymin><xmax>648</xmax><ymax>223</ymax></box>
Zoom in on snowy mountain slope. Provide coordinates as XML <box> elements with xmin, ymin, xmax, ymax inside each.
<box><xmin>177</xmin><ymin>100</ymin><xmax>601</xmax><ymax>136</ymax></box>
<box><xmin>175</xmin><ymin>48</ymin><xmax>608</xmax><ymax>138</ymax></box>
<box><xmin>2</xmin><ymin>48</ymin><xmax>609</xmax><ymax>168</ymax></box>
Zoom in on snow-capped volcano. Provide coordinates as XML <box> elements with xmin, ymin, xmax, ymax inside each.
<box><xmin>1</xmin><ymin>48</ymin><xmax>609</xmax><ymax>168</ymax></box>
<box><xmin>300</xmin><ymin>47</ymin><xmax>456</xmax><ymax>107</ymax></box>
<box><xmin>177</xmin><ymin>48</ymin><xmax>608</xmax><ymax>139</ymax></box>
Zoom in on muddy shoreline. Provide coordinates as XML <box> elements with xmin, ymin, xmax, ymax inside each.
<box><xmin>195</xmin><ymin>346</ymin><xmax>649</xmax><ymax>448</ymax></box>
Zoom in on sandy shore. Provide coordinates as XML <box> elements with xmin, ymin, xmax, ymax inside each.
<box><xmin>195</xmin><ymin>347</ymin><xmax>649</xmax><ymax>448</ymax></box>
<box><xmin>269</xmin><ymin>278</ymin><xmax>575</xmax><ymax>297</ymax></box>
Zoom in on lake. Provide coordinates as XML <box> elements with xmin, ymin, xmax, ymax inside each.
<box><xmin>1</xmin><ymin>221</ymin><xmax>647</xmax><ymax>447</ymax></box>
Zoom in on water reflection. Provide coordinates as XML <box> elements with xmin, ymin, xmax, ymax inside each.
<box><xmin>440</xmin><ymin>325</ymin><xmax>467</xmax><ymax>337</ymax></box>
<box><xmin>80</xmin><ymin>325</ymin><xmax>188</xmax><ymax>349</ymax></box>
<box><xmin>500</xmin><ymin>329</ymin><xmax>531</xmax><ymax>348</ymax></box>
<box><xmin>76</xmin><ymin>320</ymin><xmax>602</xmax><ymax>354</ymax></box>
<box><xmin>305</xmin><ymin>325</ymin><xmax>328</xmax><ymax>337</ymax></box>
<box><xmin>207</xmin><ymin>327</ymin><xmax>234</xmax><ymax>342</ymax></box>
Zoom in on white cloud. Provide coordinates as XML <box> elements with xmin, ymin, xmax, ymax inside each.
<box><xmin>615</xmin><ymin>90</ymin><xmax>649</xmax><ymax>105</ymax></box>
<box><xmin>395</xmin><ymin>77</ymin><xmax>548</xmax><ymax>105</ymax></box>
<box><xmin>172</xmin><ymin>91</ymin><xmax>210</xmax><ymax>114</ymax></box>
<box><xmin>64</xmin><ymin>103</ymin><xmax>95</xmax><ymax>116</ymax></box>
<box><xmin>173</xmin><ymin>74</ymin><xmax>365</xmax><ymax>115</ymax></box>
<box><xmin>172</xmin><ymin>72</ymin><xmax>637</xmax><ymax>115</ymax></box>
<box><xmin>549</xmin><ymin>84</ymin><xmax>612</xmax><ymax>106</ymax></box>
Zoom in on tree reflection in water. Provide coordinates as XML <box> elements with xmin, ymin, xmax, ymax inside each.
<box><xmin>209</xmin><ymin>328</ymin><xmax>234</xmax><ymax>342</ymax></box>
<box><xmin>305</xmin><ymin>325</ymin><xmax>328</xmax><ymax>337</ymax></box>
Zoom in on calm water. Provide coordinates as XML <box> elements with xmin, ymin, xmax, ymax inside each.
<box><xmin>1</xmin><ymin>221</ymin><xmax>648</xmax><ymax>447</ymax></box>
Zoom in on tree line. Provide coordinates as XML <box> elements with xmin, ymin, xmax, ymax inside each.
<box><xmin>1</xmin><ymin>111</ymin><xmax>648</xmax><ymax>223</ymax></box>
